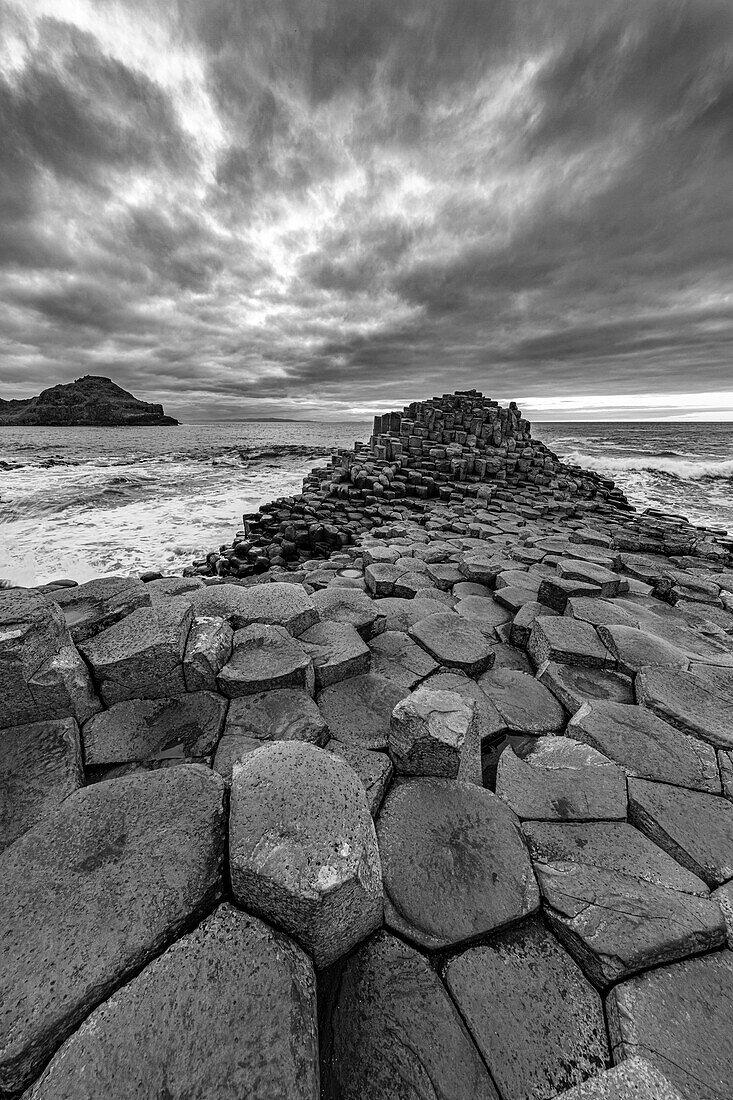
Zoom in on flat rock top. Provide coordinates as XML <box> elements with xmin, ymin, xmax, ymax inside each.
<box><xmin>409</xmin><ymin>611</ymin><xmax>495</xmax><ymax>674</ymax></box>
<box><xmin>0</xmin><ymin>766</ymin><xmax>225</xmax><ymax>1093</ymax></box>
<box><xmin>377</xmin><ymin>778</ymin><xmax>539</xmax><ymax>949</ymax></box>
<box><xmin>24</xmin><ymin>905</ymin><xmax>319</xmax><ymax>1100</ymax></box>
<box><xmin>446</xmin><ymin>918</ymin><xmax>609</xmax><ymax>1100</ymax></box>
<box><xmin>328</xmin><ymin>930</ymin><xmax>499</xmax><ymax>1100</ymax></box>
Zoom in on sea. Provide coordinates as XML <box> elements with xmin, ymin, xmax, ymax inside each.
<box><xmin>1</xmin><ymin>420</ymin><xmax>732</xmax><ymax>587</ymax></box>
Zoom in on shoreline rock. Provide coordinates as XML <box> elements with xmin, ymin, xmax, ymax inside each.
<box><xmin>2</xmin><ymin>387</ymin><xmax>733</xmax><ymax>1098</ymax></box>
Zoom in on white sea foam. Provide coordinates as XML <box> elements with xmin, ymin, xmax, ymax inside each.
<box><xmin>563</xmin><ymin>451</ymin><xmax>733</xmax><ymax>481</ymax></box>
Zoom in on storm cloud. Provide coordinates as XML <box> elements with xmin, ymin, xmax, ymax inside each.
<box><xmin>1</xmin><ymin>0</ymin><xmax>732</xmax><ymax>419</ymax></box>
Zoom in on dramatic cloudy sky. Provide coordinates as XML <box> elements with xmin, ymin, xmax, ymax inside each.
<box><xmin>1</xmin><ymin>0</ymin><xmax>732</xmax><ymax>420</ymax></box>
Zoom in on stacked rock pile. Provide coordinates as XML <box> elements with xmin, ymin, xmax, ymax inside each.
<box><xmin>190</xmin><ymin>389</ymin><xmax>646</xmax><ymax>577</ymax></box>
<box><xmin>3</xmin><ymin>390</ymin><xmax>733</xmax><ymax>1098</ymax></box>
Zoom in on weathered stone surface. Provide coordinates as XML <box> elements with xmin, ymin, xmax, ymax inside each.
<box><xmin>214</xmin><ymin>688</ymin><xmax>327</xmax><ymax>781</ymax></box>
<box><xmin>377</xmin><ymin>778</ymin><xmax>538</xmax><ymax>949</ymax></box>
<box><xmin>597</xmin><ymin>625</ymin><xmax>689</xmax><ymax>676</ymax></box>
<box><xmin>552</xmin><ymin>1057</ymin><xmax>686</xmax><ymax>1099</ymax></box>
<box><xmin>389</xmin><ymin>686</ymin><xmax>476</xmax><ymax>778</ymax></box>
<box><xmin>497</xmin><ymin>737</ymin><xmax>626</xmax><ymax>821</ymax></box>
<box><xmin>493</xmin><ymin>584</ymin><xmax>539</xmax><ymax>612</ymax></box>
<box><xmin>367</xmin><ymin>629</ymin><xmax>438</xmax><ymax>689</ymax></box>
<box><xmin>538</xmin><ymin>661</ymin><xmax>634</xmax><ymax>714</ymax></box>
<box><xmin>373</xmin><ymin>596</ymin><xmax>448</xmax><ymax>632</ymax></box>
<box><xmin>365</xmin><ymin>562</ymin><xmax>401</xmax><ymax>596</ymax></box>
<box><xmin>510</xmin><ymin>600</ymin><xmax>559</xmax><ymax>647</ymax></box>
<box><xmin>393</xmin><ymin>571</ymin><xmax>433</xmax><ymax>599</ymax></box>
<box><xmin>78</xmin><ymin>602</ymin><xmax>191</xmax><ymax>705</ymax></box>
<box><xmin>453</xmin><ymin>581</ymin><xmax>493</xmax><ymax>599</ymax></box>
<box><xmin>145</xmin><ymin>576</ymin><xmax>204</xmax><ymax>602</ymax></box>
<box><xmin>478</xmin><ymin>667</ymin><xmax>566</xmax><ymax>734</ymax></box>
<box><xmin>317</xmin><ymin>672</ymin><xmax>408</xmax><ymax>750</ymax></box>
<box><xmin>0</xmin><ymin>766</ymin><xmax>225</xmax><ymax>1093</ymax></box>
<box><xmin>636</xmin><ymin>666</ymin><xmax>733</xmax><ymax>748</ymax></box>
<box><xmin>189</xmin><ymin>580</ymin><xmax>318</xmax><ymax>634</ymax></box>
<box><xmin>217</xmin><ymin>623</ymin><xmax>314</xmax><ymax>697</ymax></box>
<box><xmin>455</xmin><ymin>594</ymin><xmax>511</xmax><ymax>636</ymax></box>
<box><xmin>0</xmin><ymin>590</ymin><xmax>99</xmax><ymax>728</ymax></box>
<box><xmin>427</xmin><ymin>670</ymin><xmax>502</xmax><ymax>774</ymax></box>
<box><xmin>538</xmin><ymin>576</ymin><xmax>602</xmax><ymax>613</ymax></box>
<box><xmin>81</xmin><ymin>691</ymin><xmax>226</xmax><ymax>766</ymax></box>
<box><xmin>523</xmin><ymin>821</ymin><xmax>724</xmax><ymax>987</ymax></box>
<box><xmin>557</xmin><ymin>559</ymin><xmax>622</xmax><ymax>596</ymax></box>
<box><xmin>300</xmin><ymin>621</ymin><xmax>371</xmax><ymax>689</ymax></box>
<box><xmin>52</xmin><ymin>576</ymin><xmax>151</xmax><ymax>643</ymax></box>
<box><xmin>182</xmin><ymin>615</ymin><xmax>233</xmax><ymax>691</ymax></box>
<box><xmin>459</xmin><ymin>553</ymin><xmax>512</xmax><ymax>586</ymax></box>
<box><xmin>608</xmin><ymin>952</ymin><xmax>733</xmax><ymax>1100</ymax></box>
<box><xmin>568</xmin><ymin>700</ymin><xmax>720</xmax><ymax>792</ymax></box>
<box><xmin>328</xmin><ymin>743</ymin><xmax>393</xmax><ymax>816</ymax></box>
<box><xmin>445</xmin><ymin>919</ymin><xmax>609</xmax><ymax>1100</ymax></box>
<box><xmin>628</xmin><ymin>778</ymin><xmax>733</xmax><ymax>887</ymax></box>
<box><xmin>529</xmin><ymin>617</ymin><xmax>612</xmax><ymax>670</ymax></box>
<box><xmin>0</xmin><ymin>717</ymin><xmax>82</xmax><ymax>850</ymax></box>
<box><xmin>489</xmin><ymin>641</ymin><xmax>535</xmax><ymax>672</ymax></box>
<box><xmin>409</xmin><ymin>612</ymin><xmax>495</xmax><ymax>675</ymax></box>
<box><xmin>325</xmin><ymin>930</ymin><xmax>499</xmax><ymax>1100</ymax></box>
<box><xmin>566</xmin><ymin>597</ymin><xmax>640</xmax><ymax>629</ymax></box>
<box><xmin>229</xmin><ymin>742</ymin><xmax>382</xmax><ymax>967</ymax></box>
<box><xmin>25</xmin><ymin>905</ymin><xmax>319</xmax><ymax>1100</ymax></box>
<box><xmin>311</xmin><ymin>587</ymin><xmax>386</xmax><ymax>639</ymax></box>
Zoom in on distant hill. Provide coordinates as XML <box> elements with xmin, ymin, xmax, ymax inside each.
<box><xmin>0</xmin><ymin>376</ymin><xmax>179</xmax><ymax>427</ymax></box>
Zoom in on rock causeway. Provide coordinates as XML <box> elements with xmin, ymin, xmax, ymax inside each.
<box><xmin>2</xmin><ymin>389</ymin><xmax>733</xmax><ymax>1098</ymax></box>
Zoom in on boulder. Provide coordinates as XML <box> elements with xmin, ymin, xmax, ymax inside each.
<box><xmin>496</xmin><ymin>737</ymin><xmax>627</xmax><ymax>821</ymax></box>
<box><xmin>317</xmin><ymin>673</ymin><xmax>408</xmax><ymax>751</ymax></box>
<box><xmin>523</xmin><ymin>820</ymin><xmax>724</xmax><ymax>988</ymax></box>
<box><xmin>445</xmin><ymin>919</ymin><xmax>609</xmax><ymax>1100</ymax></box>
<box><xmin>78</xmin><ymin>602</ymin><xmax>192</xmax><ymax>705</ymax></box>
<box><xmin>478</xmin><ymin>667</ymin><xmax>566</xmax><ymax>734</ymax></box>
<box><xmin>568</xmin><ymin>700</ymin><xmax>720</xmax><ymax>792</ymax></box>
<box><xmin>52</xmin><ymin>577</ymin><xmax>150</xmax><ymax>643</ymax></box>
<box><xmin>299</xmin><ymin>621</ymin><xmax>371</xmax><ymax>689</ymax></box>
<box><xmin>528</xmin><ymin>618</ymin><xmax>613</xmax><ymax>670</ymax></box>
<box><xmin>217</xmin><ymin>624</ymin><xmax>314</xmax><ymax>697</ymax></box>
<box><xmin>389</xmin><ymin>687</ymin><xmax>477</xmax><ymax>778</ymax></box>
<box><xmin>328</xmin><ymin>743</ymin><xmax>393</xmax><ymax>816</ymax></box>
<box><xmin>24</xmin><ymin>905</ymin><xmax>319</xmax><ymax>1100</ymax></box>
<box><xmin>608</xmin><ymin>952</ymin><xmax>733</xmax><ymax>1100</ymax></box>
<box><xmin>190</xmin><ymin>581</ymin><xmax>318</xmax><ymax>635</ymax></box>
<box><xmin>628</xmin><ymin>777</ymin><xmax>733</xmax><ymax>887</ymax></box>
<box><xmin>368</xmin><ymin>630</ymin><xmax>438</xmax><ymax>689</ymax></box>
<box><xmin>0</xmin><ymin>717</ymin><xmax>82</xmax><ymax>850</ymax></box>
<box><xmin>377</xmin><ymin>778</ymin><xmax>539</xmax><ymax>950</ymax></box>
<box><xmin>81</xmin><ymin>692</ymin><xmax>227</xmax><ymax>766</ymax></box>
<box><xmin>229</xmin><ymin>742</ymin><xmax>382</xmax><ymax>967</ymax></box>
<box><xmin>409</xmin><ymin>612</ymin><xmax>495</xmax><ymax>675</ymax></box>
<box><xmin>0</xmin><ymin>766</ymin><xmax>225</xmax><ymax>1093</ymax></box>
<box><xmin>182</xmin><ymin>615</ymin><xmax>233</xmax><ymax>691</ymax></box>
<box><xmin>310</xmin><ymin>588</ymin><xmax>386</xmax><ymax>639</ymax></box>
<box><xmin>324</xmin><ymin>931</ymin><xmax>499</xmax><ymax>1100</ymax></box>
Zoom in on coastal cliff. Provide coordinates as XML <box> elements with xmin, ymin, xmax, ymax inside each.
<box><xmin>0</xmin><ymin>375</ymin><xmax>179</xmax><ymax>427</ymax></box>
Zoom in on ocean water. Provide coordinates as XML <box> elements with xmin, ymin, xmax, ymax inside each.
<box><xmin>1</xmin><ymin>419</ymin><xmax>731</xmax><ymax>586</ymax></box>
<box><xmin>536</xmin><ymin>421</ymin><xmax>733</xmax><ymax>536</ymax></box>
<box><xmin>0</xmin><ymin>421</ymin><xmax>370</xmax><ymax>587</ymax></box>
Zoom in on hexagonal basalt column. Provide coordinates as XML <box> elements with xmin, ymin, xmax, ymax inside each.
<box><xmin>229</xmin><ymin>741</ymin><xmax>382</xmax><ymax>967</ymax></box>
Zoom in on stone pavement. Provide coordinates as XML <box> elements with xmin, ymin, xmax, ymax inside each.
<box><xmin>2</xmin><ymin>389</ymin><xmax>732</xmax><ymax>1098</ymax></box>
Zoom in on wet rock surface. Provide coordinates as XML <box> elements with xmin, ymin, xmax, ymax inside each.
<box><xmin>5</xmin><ymin>387</ymin><xmax>733</xmax><ymax>1097</ymax></box>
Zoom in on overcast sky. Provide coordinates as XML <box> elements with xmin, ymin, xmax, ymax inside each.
<box><xmin>1</xmin><ymin>0</ymin><xmax>732</xmax><ymax>421</ymax></box>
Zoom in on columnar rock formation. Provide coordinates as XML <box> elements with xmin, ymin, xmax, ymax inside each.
<box><xmin>2</xmin><ymin>390</ymin><xmax>733</xmax><ymax>1098</ymax></box>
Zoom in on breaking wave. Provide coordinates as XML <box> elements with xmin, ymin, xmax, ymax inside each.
<box><xmin>564</xmin><ymin>451</ymin><xmax>733</xmax><ymax>481</ymax></box>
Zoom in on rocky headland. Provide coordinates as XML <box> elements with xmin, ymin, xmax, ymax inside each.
<box><xmin>0</xmin><ymin>375</ymin><xmax>178</xmax><ymax>427</ymax></box>
<box><xmin>2</xmin><ymin>388</ymin><xmax>733</xmax><ymax>1099</ymax></box>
